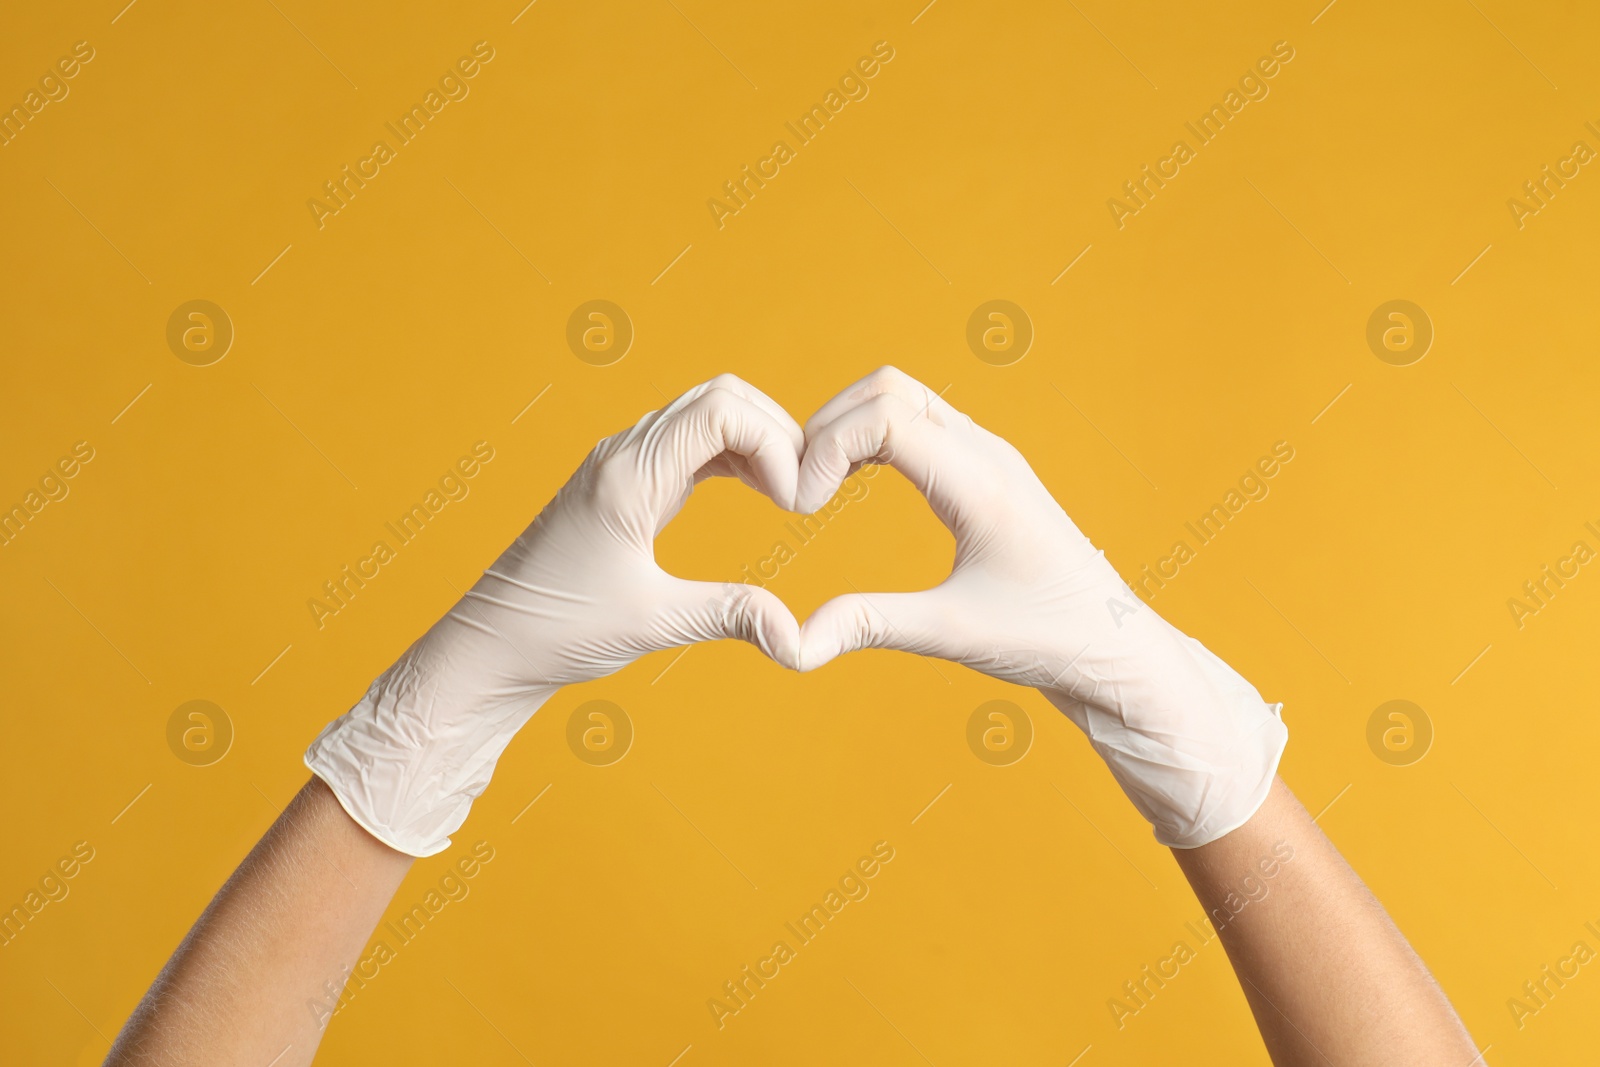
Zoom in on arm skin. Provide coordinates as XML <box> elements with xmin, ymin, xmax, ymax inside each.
<box><xmin>102</xmin><ymin>765</ymin><xmax>1478</xmax><ymax>1067</ymax></box>
<box><xmin>1173</xmin><ymin>776</ymin><xmax>1480</xmax><ymax>1066</ymax></box>
<box><xmin>105</xmin><ymin>777</ymin><xmax>413</xmax><ymax>1066</ymax></box>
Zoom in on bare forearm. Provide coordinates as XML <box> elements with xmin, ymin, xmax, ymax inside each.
<box><xmin>1172</xmin><ymin>777</ymin><xmax>1476</xmax><ymax>1066</ymax></box>
<box><xmin>107</xmin><ymin>777</ymin><xmax>413</xmax><ymax>1067</ymax></box>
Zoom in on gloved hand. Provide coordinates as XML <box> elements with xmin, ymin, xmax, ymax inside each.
<box><xmin>794</xmin><ymin>367</ymin><xmax>1286</xmax><ymax>848</ymax></box>
<box><xmin>306</xmin><ymin>375</ymin><xmax>805</xmax><ymax>857</ymax></box>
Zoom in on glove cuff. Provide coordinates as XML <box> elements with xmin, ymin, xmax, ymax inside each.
<box><xmin>305</xmin><ymin>660</ymin><xmax>556</xmax><ymax>857</ymax></box>
<box><xmin>1041</xmin><ymin>629</ymin><xmax>1288</xmax><ymax>849</ymax></box>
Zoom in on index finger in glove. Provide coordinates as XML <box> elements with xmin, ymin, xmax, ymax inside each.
<box><xmin>662</xmin><ymin>373</ymin><xmax>805</xmax><ymax>464</ymax></box>
<box><xmin>795</xmin><ymin>384</ymin><xmax>988</xmax><ymax>525</ymax></box>
<box><xmin>646</xmin><ymin>384</ymin><xmax>802</xmax><ymax>511</ymax></box>
<box><xmin>801</xmin><ymin>365</ymin><xmax>964</xmax><ymax>444</ymax></box>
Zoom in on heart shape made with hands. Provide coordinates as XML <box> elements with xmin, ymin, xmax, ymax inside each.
<box><xmin>665</xmin><ymin>365</ymin><xmax>1116</xmax><ymax>694</ymax></box>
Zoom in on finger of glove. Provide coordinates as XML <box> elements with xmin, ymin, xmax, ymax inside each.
<box><xmin>797</xmin><ymin>589</ymin><xmax>951</xmax><ymax>672</ymax></box>
<box><xmin>662</xmin><ymin>373</ymin><xmax>805</xmax><ymax>463</ymax></box>
<box><xmin>649</xmin><ymin>387</ymin><xmax>801</xmax><ymax>511</ymax></box>
<box><xmin>659</xmin><ymin>579</ymin><xmax>801</xmax><ymax>671</ymax></box>
<box><xmin>795</xmin><ymin>391</ymin><xmax>982</xmax><ymax>523</ymax></box>
<box><xmin>802</xmin><ymin>365</ymin><xmax>962</xmax><ymax>444</ymax></box>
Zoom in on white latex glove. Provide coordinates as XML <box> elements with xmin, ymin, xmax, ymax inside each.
<box><xmin>306</xmin><ymin>375</ymin><xmax>804</xmax><ymax>857</ymax></box>
<box><xmin>795</xmin><ymin>367</ymin><xmax>1286</xmax><ymax>848</ymax></box>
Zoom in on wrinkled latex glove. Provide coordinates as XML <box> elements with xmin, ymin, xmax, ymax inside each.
<box><xmin>306</xmin><ymin>375</ymin><xmax>804</xmax><ymax>856</ymax></box>
<box><xmin>795</xmin><ymin>367</ymin><xmax>1286</xmax><ymax>848</ymax></box>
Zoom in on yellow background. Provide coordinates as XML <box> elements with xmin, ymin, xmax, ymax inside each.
<box><xmin>3</xmin><ymin>1</ymin><xmax>1597</xmax><ymax>1063</ymax></box>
